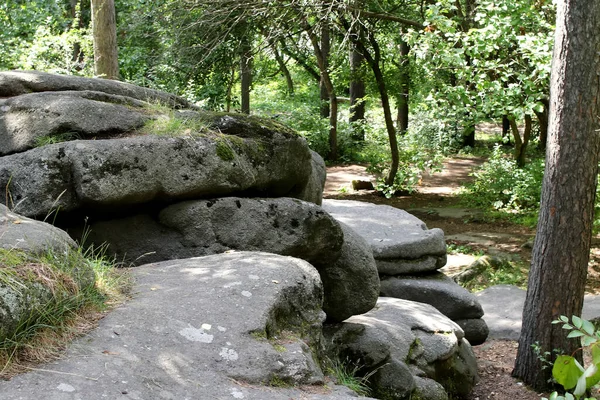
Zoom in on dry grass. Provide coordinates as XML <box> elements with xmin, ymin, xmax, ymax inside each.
<box><xmin>0</xmin><ymin>248</ymin><xmax>131</xmax><ymax>379</ymax></box>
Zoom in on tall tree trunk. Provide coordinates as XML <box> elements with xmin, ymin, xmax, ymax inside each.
<box><xmin>396</xmin><ymin>38</ymin><xmax>410</xmax><ymax>135</ymax></box>
<box><xmin>513</xmin><ymin>0</ymin><xmax>600</xmax><ymax>391</ymax></box>
<box><xmin>269</xmin><ymin>40</ymin><xmax>294</xmax><ymax>95</ymax></box>
<box><xmin>240</xmin><ymin>36</ymin><xmax>252</xmax><ymax>114</ymax></box>
<box><xmin>502</xmin><ymin>115</ymin><xmax>511</xmax><ymax>144</ymax></box>
<box><xmin>508</xmin><ymin>115</ymin><xmax>531</xmax><ymax>167</ymax></box>
<box><xmin>347</xmin><ymin>27</ymin><xmax>398</xmax><ymax>186</ymax></box>
<box><xmin>69</xmin><ymin>0</ymin><xmax>84</xmax><ymax>69</ymax></box>
<box><xmin>305</xmin><ymin>22</ymin><xmax>337</xmax><ymax>160</ymax></box>
<box><xmin>457</xmin><ymin>0</ymin><xmax>475</xmax><ymax>148</ymax></box>
<box><xmin>349</xmin><ymin>42</ymin><xmax>365</xmax><ymax>141</ymax></box>
<box><xmin>91</xmin><ymin>0</ymin><xmax>119</xmax><ymax>80</ymax></box>
<box><xmin>319</xmin><ymin>23</ymin><xmax>331</xmax><ymax>119</ymax></box>
<box><xmin>534</xmin><ymin>98</ymin><xmax>549</xmax><ymax>150</ymax></box>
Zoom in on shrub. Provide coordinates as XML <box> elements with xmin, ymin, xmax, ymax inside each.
<box><xmin>542</xmin><ymin>315</ymin><xmax>600</xmax><ymax>400</ymax></box>
<box><xmin>462</xmin><ymin>145</ymin><xmax>544</xmax><ymax>217</ymax></box>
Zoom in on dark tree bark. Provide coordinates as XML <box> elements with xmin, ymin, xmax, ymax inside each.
<box><xmin>319</xmin><ymin>23</ymin><xmax>331</xmax><ymax>119</ymax></box>
<box><xmin>278</xmin><ymin>38</ymin><xmax>321</xmax><ymax>83</ymax></box>
<box><xmin>396</xmin><ymin>38</ymin><xmax>410</xmax><ymax>135</ymax></box>
<box><xmin>502</xmin><ymin>115</ymin><xmax>510</xmax><ymax>144</ymax></box>
<box><xmin>91</xmin><ymin>0</ymin><xmax>119</xmax><ymax>80</ymax></box>
<box><xmin>305</xmin><ymin>21</ymin><xmax>338</xmax><ymax>160</ymax></box>
<box><xmin>343</xmin><ymin>20</ymin><xmax>399</xmax><ymax>186</ymax></box>
<box><xmin>240</xmin><ymin>36</ymin><xmax>252</xmax><ymax>114</ymax></box>
<box><xmin>512</xmin><ymin>0</ymin><xmax>600</xmax><ymax>391</ymax></box>
<box><xmin>456</xmin><ymin>0</ymin><xmax>476</xmax><ymax>148</ymax></box>
<box><xmin>349</xmin><ymin>41</ymin><xmax>366</xmax><ymax>141</ymax></box>
<box><xmin>508</xmin><ymin>114</ymin><xmax>531</xmax><ymax>167</ymax></box>
<box><xmin>534</xmin><ymin>98</ymin><xmax>549</xmax><ymax>150</ymax></box>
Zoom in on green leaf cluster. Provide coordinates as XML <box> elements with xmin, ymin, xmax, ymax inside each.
<box><xmin>544</xmin><ymin>316</ymin><xmax>600</xmax><ymax>400</ymax></box>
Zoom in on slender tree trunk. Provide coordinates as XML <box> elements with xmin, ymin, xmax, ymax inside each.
<box><xmin>278</xmin><ymin>38</ymin><xmax>320</xmax><ymax>83</ymax></box>
<box><xmin>508</xmin><ymin>115</ymin><xmax>531</xmax><ymax>167</ymax></box>
<box><xmin>271</xmin><ymin>41</ymin><xmax>294</xmax><ymax>95</ymax></box>
<box><xmin>91</xmin><ymin>0</ymin><xmax>119</xmax><ymax>79</ymax></box>
<box><xmin>534</xmin><ymin>98</ymin><xmax>549</xmax><ymax>150</ymax></box>
<box><xmin>396</xmin><ymin>38</ymin><xmax>410</xmax><ymax>135</ymax></box>
<box><xmin>353</xmin><ymin>32</ymin><xmax>398</xmax><ymax>186</ymax></box>
<box><xmin>240</xmin><ymin>36</ymin><xmax>252</xmax><ymax>114</ymax></box>
<box><xmin>305</xmin><ymin>22</ymin><xmax>337</xmax><ymax>160</ymax></box>
<box><xmin>319</xmin><ymin>23</ymin><xmax>331</xmax><ymax>119</ymax></box>
<box><xmin>513</xmin><ymin>0</ymin><xmax>600</xmax><ymax>391</ymax></box>
<box><xmin>349</xmin><ymin>42</ymin><xmax>365</xmax><ymax>141</ymax></box>
<box><xmin>502</xmin><ymin>115</ymin><xmax>511</xmax><ymax>144</ymax></box>
<box><xmin>69</xmin><ymin>0</ymin><xmax>84</xmax><ymax>69</ymax></box>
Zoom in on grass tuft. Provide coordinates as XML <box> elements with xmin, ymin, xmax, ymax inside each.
<box><xmin>324</xmin><ymin>356</ymin><xmax>373</xmax><ymax>397</ymax></box>
<box><xmin>0</xmin><ymin>244</ymin><xmax>130</xmax><ymax>378</ymax></box>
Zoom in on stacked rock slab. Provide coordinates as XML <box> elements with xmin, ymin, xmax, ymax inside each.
<box><xmin>322</xmin><ymin>199</ymin><xmax>489</xmax><ymax>345</ymax></box>
<box><xmin>0</xmin><ymin>70</ymin><xmax>378</xmax><ymax>324</ymax></box>
<box><xmin>0</xmin><ymin>71</ymin><xmax>480</xmax><ymax>399</ymax></box>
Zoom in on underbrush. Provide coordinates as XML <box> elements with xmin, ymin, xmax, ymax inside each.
<box><xmin>0</xmin><ymin>245</ymin><xmax>130</xmax><ymax>377</ymax></box>
<box><xmin>460</xmin><ymin>145</ymin><xmax>544</xmax><ymax>228</ymax></box>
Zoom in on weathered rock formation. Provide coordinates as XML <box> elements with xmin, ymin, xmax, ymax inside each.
<box><xmin>0</xmin><ymin>251</ymin><xmax>375</xmax><ymax>399</ymax></box>
<box><xmin>0</xmin><ymin>71</ymin><xmax>481</xmax><ymax>399</ymax></box>
<box><xmin>322</xmin><ymin>199</ymin><xmax>489</xmax><ymax>345</ymax></box>
<box><xmin>325</xmin><ymin>298</ymin><xmax>478</xmax><ymax>399</ymax></box>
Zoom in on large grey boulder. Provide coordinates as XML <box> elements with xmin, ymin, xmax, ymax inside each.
<box><xmin>0</xmin><ymin>252</ymin><xmax>375</xmax><ymax>399</ymax></box>
<box><xmin>290</xmin><ymin>150</ymin><xmax>327</xmax><ymax>206</ymax></box>
<box><xmin>77</xmin><ymin>197</ymin><xmax>385</xmax><ymax>321</ymax></box>
<box><xmin>322</xmin><ymin>199</ymin><xmax>446</xmax><ymax>275</ymax></box>
<box><xmin>0</xmin><ymin>70</ymin><xmax>193</xmax><ymax>108</ymax></box>
<box><xmin>0</xmin><ymin>131</ymin><xmax>311</xmax><ymax>218</ymax></box>
<box><xmin>380</xmin><ymin>273</ymin><xmax>487</xmax><ymax>345</ymax></box>
<box><xmin>0</xmin><ymin>91</ymin><xmax>149</xmax><ymax>156</ymax></box>
<box><xmin>324</xmin><ymin>297</ymin><xmax>478</xmax><ymax>400</ymax></box>
<box><xmin>0</xmin><ymin>204</ymin><xmax>76</xmax><ymax>254</ymax></box>
<box><xmin>379</xmin><ymin>273</ymin><xmax>484</xmax><ymax>320</ymax></box>
<box><xmin>321</xmin><ymin>221</ymin><xmax>380</xmax><ymax>322</ymax></box>
<box><xmin>79</xmin><ymin>197</ymin><xmax>343</xmax><ymax>266</ymax></box>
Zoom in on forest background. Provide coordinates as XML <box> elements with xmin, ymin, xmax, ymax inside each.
<box><xmin>0</xmin><ymin>0</ymin><xmax>558</xmax><ymax>229</ymax></box>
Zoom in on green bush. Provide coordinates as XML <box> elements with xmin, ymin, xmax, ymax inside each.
<box><xmin>462</xmin><ymin>145</ymin><xmax>544</xmax><ymax>216</ymax></box>
<box><xmin>542</xmin><ymin>315</ymin><xmax>600</xmax><ymax>400</ymax></box>
<box><xmin>359</xmin><ymin>113</ymin><xmax>446</xmax><ymax>197</ymax></box>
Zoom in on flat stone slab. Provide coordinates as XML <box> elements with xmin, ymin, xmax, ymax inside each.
<box><xmin>411</xmin><ymin>207</ymin><xmax>483</xmax><ymax>219</ymax></box>
<box><xmin>0</xmin><ymin>252</ymin><xmax>371</xmax><ymax>399</ymax></box>
<box><xmin>322</xmin><ymin>200</ymin><xmax>446</xmax><ymax>274</ymax></box>
<box><xmin>476</xmin><ymin>284</ymin><xmax>600</xmax><ymax>340</ymax></box>
<box><xmin>0</xmin><ymin>204</ymin><xmax>75</xmax><ymax>254</ymax></box>
<box><xmin>380</xmin><ymin>273</ymin><xmax>484</xmax><ymax>320</ymax></box>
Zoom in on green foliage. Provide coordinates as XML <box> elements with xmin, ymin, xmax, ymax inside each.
<box><xmin>542</xmin><ymin>316</ymin><xmax>600</xmax><ymax>400</ymax></box>
<box><xmin>140</xmin><ymin>112</ymin><xmax>209</xmax><ymax>138</ymax></box>
<box><xmin>0</xmin><ymin>1</ymin><xmax>93</xmax><ymax>75</ymax></box>
<box><xmin>461</xmin><ymin>145</ymin><xmax>544</xmax><ymax>221</ymax></box>
<box><xmin>360</xmin><ymin>113</ymin><xmax>445</xmax><ymax>197</ymax></box>
<box><xmin>461</xmin><ymin>259</ymin><xmax>529</xmax><ymax>291</ymax></box>
<box><xmin>0</xmin><ymin>244</ymin><xmax>129</xmax><ymax>373</ymax></box>
<box><xmin>324</xmin><ymin>356</ymin><xmax>373</xmax><ymax>397</ymax></box>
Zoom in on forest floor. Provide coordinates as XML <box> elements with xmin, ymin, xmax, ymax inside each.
<box><xmin>323</xmin><ymin>156</ymin><xmax>600</xmax><ymax>400</ymax></box>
